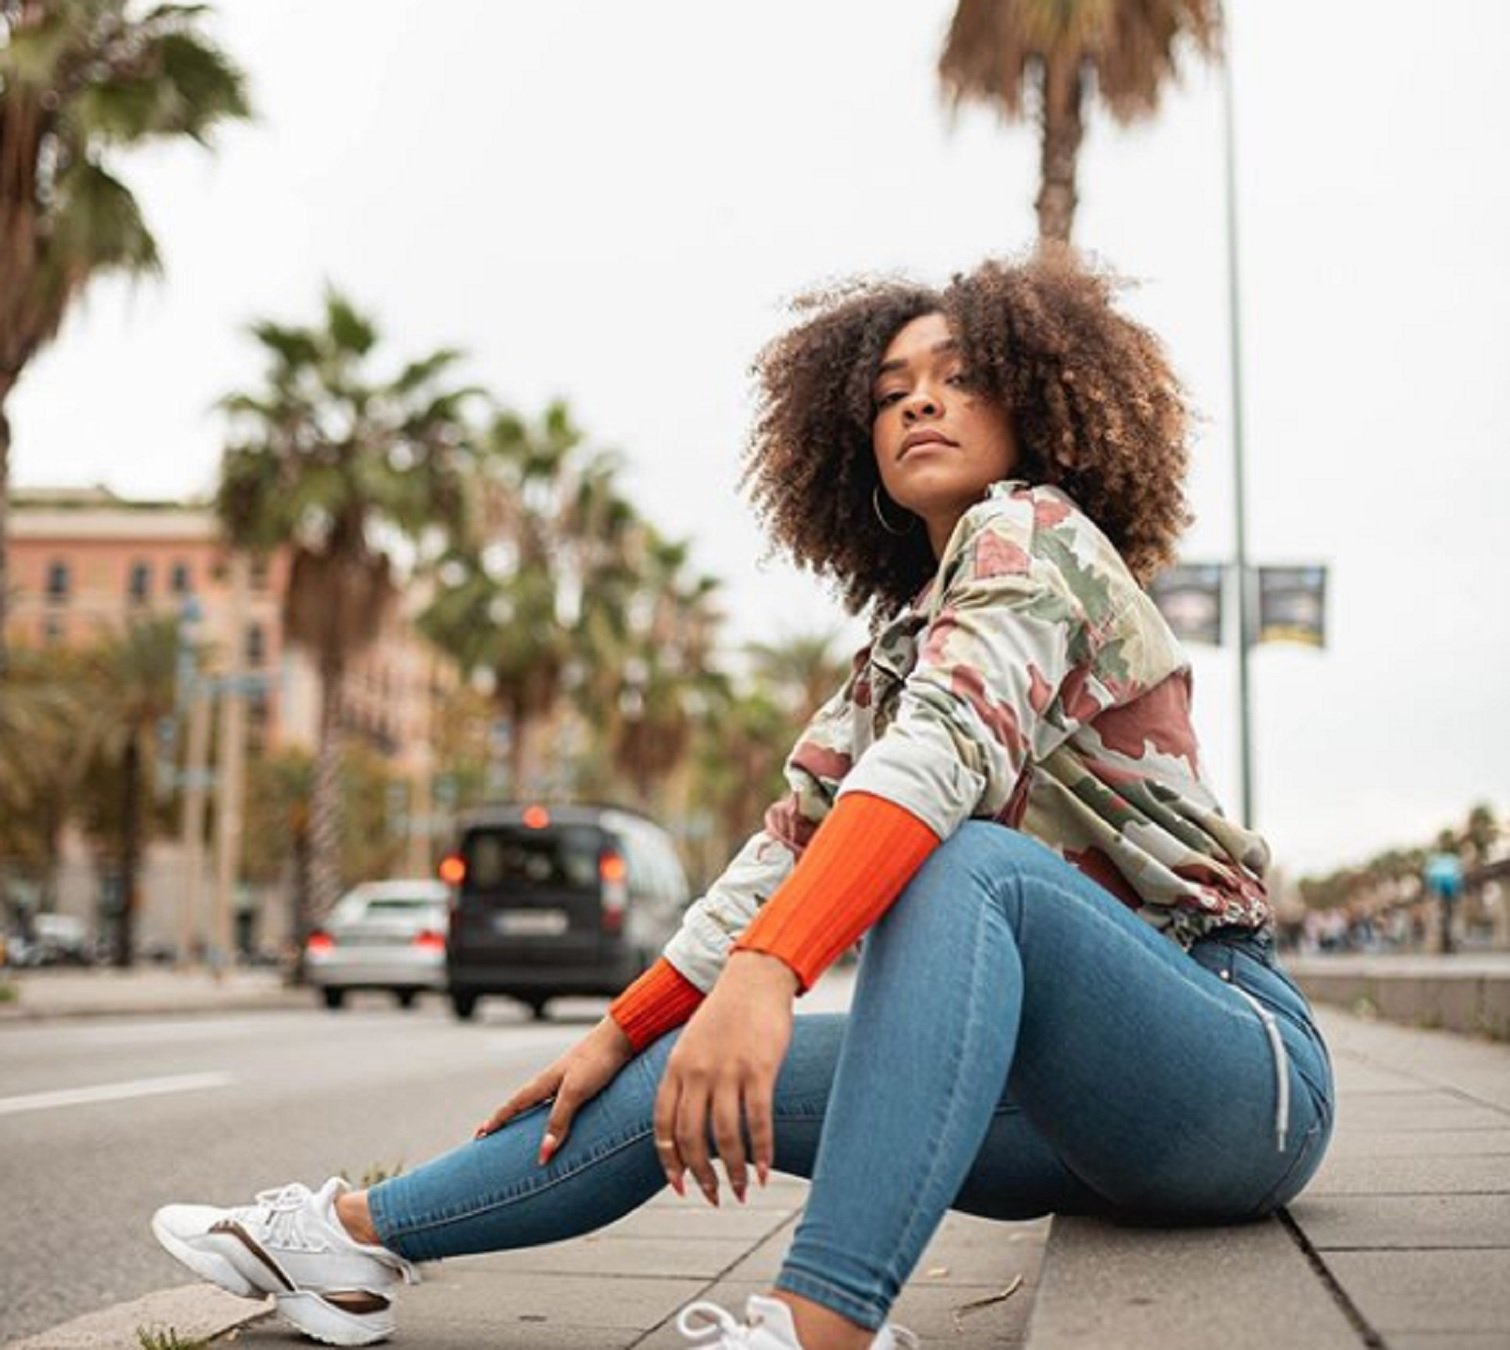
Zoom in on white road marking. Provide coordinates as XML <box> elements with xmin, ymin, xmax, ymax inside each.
<box><xmin>0</xmin><ymin>1071</ymin><xmax>235</xmax><ymax>1116</ymax></box>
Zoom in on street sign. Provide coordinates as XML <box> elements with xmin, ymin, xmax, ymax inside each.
<box><xmin>1149</xmin><ymin>563</ymin><xmax>1224</xmax><ymax>645</ymax></box>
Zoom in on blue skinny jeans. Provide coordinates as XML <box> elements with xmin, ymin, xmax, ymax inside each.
<box><xmin>369</xmin><ymin>822</ymin><xmax>1335</xmax><ymax>1333</ymax></box>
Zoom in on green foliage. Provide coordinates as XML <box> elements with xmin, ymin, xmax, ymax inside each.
<box><xmin>419</xmin><ymin>401</ymin><xmax>642</xmax><ymax>796</ymax></box>
<box><xmin>134</xmin><ymin>1327</ymin><xmax>210</xmax><ymax>1350</ymax></box>
<box><xmin>1297</xmin><ymin>801</ymin><xmax>1501</xmax><ymax>911</ymax></box>
<box><xmin>0</xmin><ymin>646</ymin><xmax>90</xmax><ymax>888</ymax></box>
<box><xmin>0</xmin><ymin>0</ymin><xmax>251</xmax><ymax>356</ymax></box>
<box><xmin>241</xmin><ymin>745</ymin><xmax>419</xmax><ymax>887</ymax></box>
<box><xmin>216</xmin><ymin>290</ymin><xmax>484</xmax><ymax>914</ymax></box>
<box><xmin>340</xmin><ymin>1161</ymin><xmax>405</xmax><ymax>1188</ymax></box>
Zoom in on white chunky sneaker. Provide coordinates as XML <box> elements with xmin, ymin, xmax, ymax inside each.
<box><xmin>676</xmin><ymin>1293</ymin><xmax>919</xmax><ymax>1348</ymax></box>
<box><xmin>151</xmin><ymin>1177</ymin><xmax>417</xmax><ymax>1346</ymax></box>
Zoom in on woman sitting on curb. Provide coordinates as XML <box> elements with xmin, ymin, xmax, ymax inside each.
<box><xmin>151</xmin><ymin>246</ymin><xmax>1335</xmax><ymax>1349</ymax></box>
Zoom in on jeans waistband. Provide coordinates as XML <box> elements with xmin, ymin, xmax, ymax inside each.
<box><xmin>1196</xmin><ymin>925</ymin><xmax>1276</xmax><ymax>967</ymax></box>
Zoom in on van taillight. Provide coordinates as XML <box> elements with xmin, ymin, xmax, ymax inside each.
<box><xmin>600</xmin><ymin>852</ymin><xmax>627</xmax><ymax>933</ymax></box>
<box><xmin>413</xmin><ymin>930</ymin><xmax>446</xmax><ymax>953</ymax></box>
<box><xmin>306</xmin><ymin>930</ymin><xmax>334</xmax><ymax>955</ymax></box>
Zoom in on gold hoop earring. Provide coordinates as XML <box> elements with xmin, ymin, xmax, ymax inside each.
<box><xmin>872</xmin><ymin>485</ymin><xmax>913</xmax><ymax>536</ymax></box>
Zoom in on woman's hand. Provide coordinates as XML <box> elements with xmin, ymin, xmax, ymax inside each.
<box><xmin>653</xmin><ymin>950</ymin><xmax>798</xmax><ymax>1206</ymax></box>
<box><xmin>475</xmin><ymin>1014</ymin><xmax>636</xmax><ymax>1164</ymax></box>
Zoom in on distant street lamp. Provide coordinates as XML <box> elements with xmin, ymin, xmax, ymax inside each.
<box><xmin>1220</xmin><ymin>5</ymin><xmax>1254</xmax><ymax>829</ymax></box>
<box><xmin>1149</xmin><ymin>10</ymin><xmax>1329</xmax><ymax>833</ymax></box>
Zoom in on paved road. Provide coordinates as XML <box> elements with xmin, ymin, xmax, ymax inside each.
<box><xmin>0</xmin><ymin>993</ymin><xmax>603</xmax><ymax>1344</ymax></box>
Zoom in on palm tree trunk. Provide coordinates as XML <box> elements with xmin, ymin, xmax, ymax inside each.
<box><xmin>114</xmin><ymin>735</ymin><xmax>141</xmax><ymax>968</ymax></box>
<box><xmin>0</xmin><ymin>391</ymin><xmax>13</xmax><ymax>681</ymax></box>
<box><xmin>1036</xmin><ymin>53</ymin><xmax>1085</xmax><ymax>243</ymax></box>
<box><xmin>309</xmin><ymin>659</ymin><xmax>345</xmax><ymax>921</ymax></box>
<box><xmin>288</xmin><ymin>821</ymin><xmax>312</xmax><ymax>985</ymax></box>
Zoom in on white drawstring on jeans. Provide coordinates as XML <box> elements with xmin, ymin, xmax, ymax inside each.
<box><xmin>1230</xmin><ymin>985</ymin><xmax>1290</xmax><ymax>1153</ymax></box>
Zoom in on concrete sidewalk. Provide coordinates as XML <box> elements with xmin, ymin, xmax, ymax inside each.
<box><xmin>8</xmin><ymin>979</ymin><xmax>1509</xmax><ymax>1348</ymax></box>
<box><xmin>0</xmin><ymin>966</ymin><xmax>311</xmax><ymax>1022</ymax></box>
<box><xmin>1289</xmin><ymin>951</ymin><xmax>1510</xmax><ymax>1040</ymax></box>
<box><xmin>1022</xmin><ymin>1006</ymin><xmax>1510</xmax><ymax>1349</ymax></box>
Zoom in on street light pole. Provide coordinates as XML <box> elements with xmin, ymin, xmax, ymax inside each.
<box><xmin>176</xmin><ymin>594</ymin><xmax>212</xmax><ymax>965</ymax></box>
<box><xmin>1221</xmin><ymin>5</ymin><xmax>1255</xmax><ymax>830</ymax></box>
<box><xmin>212</xmin><ymin>552</ymin><xmax>250</xmax><ymax>967</ymax></box>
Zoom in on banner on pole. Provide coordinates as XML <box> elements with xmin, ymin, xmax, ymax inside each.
<box><xmin>1149</xmin><ymin>563</ymin><xmax>1224</xmax><ymax>645</ymax></box>
<box><xmin>1257</xmin><ymin>566</ymin><xmax>1327</xmax><ymax>647</ymax></box>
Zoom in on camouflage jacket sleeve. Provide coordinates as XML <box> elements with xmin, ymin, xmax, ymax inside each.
<box><xmin>839</xmin><ymin>485</ymin><xmax>1127</xmax><ymax>836</ymax></box>
<box><xmin>660</xmin><ymin>661</ymin><xmax>863</xmax><ymax>993</ymax></box>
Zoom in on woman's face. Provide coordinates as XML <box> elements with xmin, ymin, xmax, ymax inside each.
<box><xmin>871</xmin><ymin>312</ymin><xmax>1019</xmax><ymax>558</ymax></box>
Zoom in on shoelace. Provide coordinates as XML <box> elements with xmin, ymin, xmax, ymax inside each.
<box><xmin>676</xmin><ymin>1301</ymin><xmax>752</xmax><ymax>1344</ymax></box>
<box><xmin>239</xmin><ymin>1181</ymin><xmax>420</xmax><ymax>1285</ymax></box>
<box><xmin>240</xmin><ymin>1183</ymin><xmax>326</xmax><ymax>1253</ymax></box>
<box><xmin>673</xmin><ymin>1299</ymin><xmax>920</xmax><ymax>1348</ymax></box>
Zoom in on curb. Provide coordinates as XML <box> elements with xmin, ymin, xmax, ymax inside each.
<box><xmin>0</xmin><ymin>993</ymin><xmax>313</xmax><ymax>1025</ymax></box>
<box><xmin>5</xmin><ymin>1285</ymin><xmax>271</xmax><ymax>1349</ymax></box>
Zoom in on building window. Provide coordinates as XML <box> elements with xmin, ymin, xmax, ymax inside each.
<box><xmin>43</xmin><ymin>616</ymin><xmax>64</xmax><ymax>645</ymax></box>
<box><xmin>127</xmin><ymin>560</ymin><xmax>151</xmax><ymax>604</ymax></box>
<box><xmin>250</xmin><ymin>556</ymin><xmax>270</xmax><ymax>591</ymax></box>
<box><xmin>246</xmin><ymin>623</ymin><xmax>266</xmax><ymax>668</ymax></box>
<box><xmin>170</xmin><ymin>561</ymin><xmax>192</xmax><ymax>595</ymax></box>
<box><xmin>247</xmin><ymin>692</ymin><xmax>269</xmax><ymax>756</ymax></box>
<box><xmin>46</xmin><ymin>560</ymin><xmax>70</xmax><ymax>603</ymax></box>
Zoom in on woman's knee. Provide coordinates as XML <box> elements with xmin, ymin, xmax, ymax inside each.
<box><xmin>906</xmin><ymin>821</ymin><xmax>1061</xmax><ymax>929</ymax></box>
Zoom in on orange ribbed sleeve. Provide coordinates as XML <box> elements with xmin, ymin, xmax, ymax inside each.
<box><xmin>731</xmin><ymin>792</ymin><xmax>940</xmax><ymax>994</ymax></box>
<box><xmin>608</xmin><ymin>957</ymin><xmax>706</xmax><ymax>1053</ymax></box>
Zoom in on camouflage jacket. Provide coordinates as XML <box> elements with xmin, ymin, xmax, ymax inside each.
<box><xmin>663</xmin><ymin>480</ymin><xmax>1273</xmax><ymax>993</ymax></box>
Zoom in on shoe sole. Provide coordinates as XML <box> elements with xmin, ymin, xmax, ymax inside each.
<box><xmin>151</xmin><ymin>1216</ymin><xmax>395</xmax><ymax>1346</ymax></box>
<box><xmin>276</xmin><ymin>1290</ymin><xmax>396</xmax><ymax>1347</ymax></box>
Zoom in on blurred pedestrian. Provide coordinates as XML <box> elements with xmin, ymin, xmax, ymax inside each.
<box><xmin>151</xmin><ymin>248</ymin><xmax>1335</xmax><ymax>1350</ymax></box>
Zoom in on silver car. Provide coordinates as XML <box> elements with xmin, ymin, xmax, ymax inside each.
<box><xmin>305</xmin><ymin>880</ymin><xmax>451</xmax><ymax>1010</ymax></box>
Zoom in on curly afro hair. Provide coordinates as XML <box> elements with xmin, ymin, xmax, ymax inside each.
<box><xmin>742</xmin><ymin>246</ymin><xmax>1193</xmax><ymax>624</ymax></box>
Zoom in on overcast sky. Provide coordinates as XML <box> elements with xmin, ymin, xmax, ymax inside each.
<box><xmin>11</xmin><ymin>0</ymin><xmax>1509</xmax><ymax>877</ymax></box>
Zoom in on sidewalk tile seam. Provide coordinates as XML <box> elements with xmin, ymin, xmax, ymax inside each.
<box><xmin>1333</xmin><ymin>1052</ymin><xmax>1510</xmax><ymax>1116</ymax></box>
<box><xmin>624</xmin><ymin>1210</ymin><xmax>804</xmax><ymax>1348</ymax></box>
<box><xmin>1275</xmin><ymin>1208</ymin><xmax>1388</xmax><ymax>1350</ymax></box>
<box><xmin>1310</xmin><ymin>1245</ymin><xmax>1510</xmax><ymax>1252</ymax></box>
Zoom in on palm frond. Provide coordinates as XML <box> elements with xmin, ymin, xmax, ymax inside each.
<box><xmin>323</xmin><ymin>290</ymin><xmax>378</xmax><ymax>358</ymax></box>
<box><xmin>939</xmin><ymin>0</ymin><xmax>1220</xmax><ymax>126</ymax></box>
<box><xmin>392</xmin><ymin>348</ymin><xmax>466</xmax><ymax>396</ymax></box>
<box><xmin>47</xmin><ymin>158</ymin><xmax>161</xmax><ymax>276</ymax></box>
<box><xmin>247</xmin><ymin>320</ymin><xmax>322</xmax><ymax>372</ymax></box>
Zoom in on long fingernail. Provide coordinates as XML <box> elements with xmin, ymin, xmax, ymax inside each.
<box><xmin>538</xmin><ymin>1132</ymin><xmax>557</xmax><ymax>1166</ymax></box>
<box><xmin>757</xmin><ymin>1163</ymin><xmax>769</xmax><ymax>1188</ymax></box>
<box><xmin>734</xmin><ymin>1184</ymin><xmax>747</xmax><ymax>1204</ymax></box>
<box><xmin>703</xmin><ymin>1184</ymin><xmax>720</xmax><ymax>1208</ymax></box>
<box><xmin>667</xmin><ymin>1173</ymin><xmax>685</xmax><ymax>1197</ymax></box>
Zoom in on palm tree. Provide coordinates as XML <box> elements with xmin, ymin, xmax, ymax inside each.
<box><xmin>420</xmin><ymin>402</ymin><xmax>640</xmax><ymax>798</ymax></box>
<box><xmin>74</xmin><ymin>616</ymin><xmax>179</xmax><ymax>966</ymax></box>
<box><xmin>746</xmin><ymin>631</ymin><xmax>849</xmax><ymax>723</ymax></box>
<box><xmin>0</xmin><ymin>642</ymin><xmax>90</xmax><ymax>919</ymax></box>
<box><xmin>938</xmin><ymin>0</ymin><xmax>1220</xmax><ymax>241</ymax></box>
<box><xmin>690</xmin><ymin>685</ymin><xmax>788</xmax><ymax>884</ymax></box>
<box><xmin>216</xmin><ymin>290</ymin><xmax>479</xmax><ymax>921</ymax></box>
<box><xmin>1462</xmin><ymin>803</ymin><xmax>1499</xmax><ymax>868</ymax></box>
<box><xmin>0</xmin><ymin>0</ymin><xmax>249</xmax><ymax>674</ymax></box>
<box><xmin>605</xmin><ymin>531</ymin><xmax>726</xmax><ymax>809</ymax></box>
